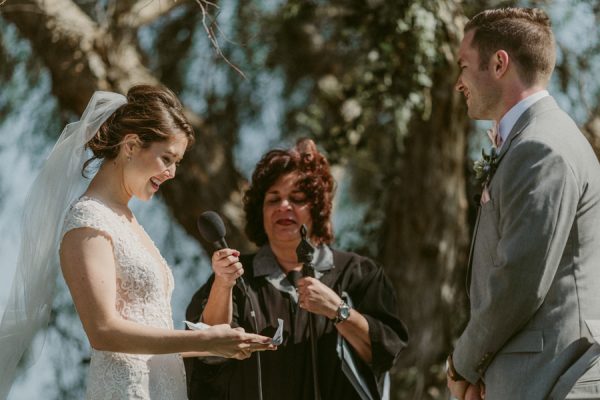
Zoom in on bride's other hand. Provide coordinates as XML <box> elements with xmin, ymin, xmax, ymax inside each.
<box><xmin>212</xmin><ymin>249</ymin><xmax>243</xmax><ymax>288</ymax></box>
<box><xmin>203</xmin><ymin>325</ymin><xmax>276</xmax><ymax>360</ymax></box>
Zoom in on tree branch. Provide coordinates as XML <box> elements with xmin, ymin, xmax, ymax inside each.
<box><xmin>1</xmin><ymin>0</ymin><xmax>111</xmax><ymax>111</ymax></box>
<box><xmin>116</xmin><ymin>0</ymin><xmax>187</xmax><ymax>29</ymax></box>
<box><xmin>2</xmin><ymin>0</ymin><xmax>251</xmax><ymax>253</ymax></box>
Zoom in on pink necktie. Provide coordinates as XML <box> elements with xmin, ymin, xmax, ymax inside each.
<box><xmin>487</xmin><ymin>122</ymin><xmax>502</xmax><ymax>149</ymax></box>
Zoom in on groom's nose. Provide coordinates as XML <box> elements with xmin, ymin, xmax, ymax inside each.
<box><xmin>455</xmin><ymin>77</ymin><xmax>465</xmax><ymax>92</ymax></box>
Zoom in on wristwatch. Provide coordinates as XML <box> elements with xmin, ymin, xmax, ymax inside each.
<box><xmin>446</xmin><ymin>353</ymin><xmax>465</xmax><ymax>382</ymax></box>
<box><xmin>332</xmin><ymin>301</ymin><xmax>351</xmax><ymax>325</ymax></box>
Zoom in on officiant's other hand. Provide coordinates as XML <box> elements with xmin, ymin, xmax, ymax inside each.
<box><xmin>297</xmin><ymin>276</ymin><xmax>342</xmax><ymax>319</ymax></box>
<box><xmin>204</xmin><ymin>325</ymin><xmax>276</xmax><ymax>360</ymax></box>
<box><xmin>212</xmin><ymin>248</ymin><xmax>243</xmax><ymax>288</ymax></box>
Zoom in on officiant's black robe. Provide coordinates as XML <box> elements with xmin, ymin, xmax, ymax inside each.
<box><xmin>184</xmin><ymin>247</ymin><xmax>407</xmax><ymax>400</ymax></box>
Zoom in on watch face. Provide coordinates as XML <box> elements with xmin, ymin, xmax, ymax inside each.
<box><xmin>339</xmin><ymin>304</ymin><xmax>350</xmax><ymax>320</ymax></box>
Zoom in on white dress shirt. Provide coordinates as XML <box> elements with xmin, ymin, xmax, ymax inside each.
<box><xmin>497</xmin><ymin>90</ymin><xmax>549</xmax><ymax>149</ymax></box>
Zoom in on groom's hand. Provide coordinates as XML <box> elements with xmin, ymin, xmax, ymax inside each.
<box><xmin>446</xmin><ymin>353</ymin><xmax>469</xmax><ymax>399</ymax></box>
<box><xmin>449</xmin><ymin>380</ymin><xmax>484</xmax><ymax>400</ymax></box>
<box><xmin>465</xmin><ymin>382</ymin><xmax>485</xmax><ymax>400</ymax></box>
<box><xmin>447</xmin><ymin>377</ymin><xmax>469</xmax><ymax>400</ymax></box>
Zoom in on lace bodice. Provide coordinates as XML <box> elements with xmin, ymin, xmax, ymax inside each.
<box><xmin>62</xmin><ymin>197</ymin><xmax>187</xmax><ymax>400</ymax></box>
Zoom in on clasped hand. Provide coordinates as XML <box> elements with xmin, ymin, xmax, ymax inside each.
<box><xmin>296</xmin><ymin>276</ymin><xmax>341</xmax><ymax>319</ymax></box>
<box><xmin>447</xmin><ymin>377</ymin><xmax>485</xmax><ymax>400</ymax></box>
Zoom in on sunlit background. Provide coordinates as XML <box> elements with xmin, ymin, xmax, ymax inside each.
<box><xmin>1</xmin><ymin>0</ymin><xmax>599</xmax><ymax>398</ymax></box>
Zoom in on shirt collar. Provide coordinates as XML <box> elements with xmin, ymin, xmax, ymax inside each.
<box><xmin>498</xmin><ymin>90</ymin><xmax>549</xmax><ymax>147</ymax></box>
<box><xmin>253</xmin><ymin>243</ymin><xmax>335</xmax><ymax>278</ymax></box>
<box><xmin>253</xmin><ymin>244</ymin><xmax>334</xmax><ymax>304</ymax></box>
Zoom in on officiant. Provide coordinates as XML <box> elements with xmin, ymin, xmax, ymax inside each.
<box><xmin>184</xmin><ymin>138</ymin><xmax>407</xmax><ymax>400</ymax></box>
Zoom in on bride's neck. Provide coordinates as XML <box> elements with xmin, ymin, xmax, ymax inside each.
<box><xmin>85</xmin><ymin>161</ymin><xmax>131</xmax><ymax>212</ymax></box>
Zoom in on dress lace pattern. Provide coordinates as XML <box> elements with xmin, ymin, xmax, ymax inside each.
<box><xmin>61</xmin><ymin>197</ymin><xmax>187</xmax><ymax>400</ymax></box>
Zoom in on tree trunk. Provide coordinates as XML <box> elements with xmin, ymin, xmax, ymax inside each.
<box><xmin>583</xmin><ymin>116</ymin><xmax>600</xmax><ymax>159</ymax></box>
<box><xmin>379</xmin><ymin>6</ymin><xmax>471</xmax><ymax>399</ymax></box>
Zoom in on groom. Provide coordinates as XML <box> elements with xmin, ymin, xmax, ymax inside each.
<box><xmin>447</xmin><ymin>7</ymin><xmax>600</xmax><ymax>400</ymax></box>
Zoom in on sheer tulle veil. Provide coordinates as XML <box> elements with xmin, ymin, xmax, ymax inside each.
<box><xmin>0</xmin><ymin>91</ymin><xmax>127</xmax><ymax>398</ymax></box>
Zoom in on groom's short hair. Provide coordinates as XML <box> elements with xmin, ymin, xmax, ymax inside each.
<box><xmin>465</xmin><ymin>7</ymin><xmax>556</xmax><ymax>87</ymax></box>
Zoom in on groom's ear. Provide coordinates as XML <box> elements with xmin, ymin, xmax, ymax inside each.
<box><xmin>492</xmin><ymin>50</ymin><xmax>510</xmax><ymax>79</ymax></box>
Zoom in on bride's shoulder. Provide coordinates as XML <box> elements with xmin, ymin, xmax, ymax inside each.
<box><xmin>67</xmin><ymin>196</ymin><xmax>110</xmax><ymax>218</ymax></box>
<box><xmin>62</xmin><ymin>196</ymin><xmax>117</xmax><ymax>236</ymax></box>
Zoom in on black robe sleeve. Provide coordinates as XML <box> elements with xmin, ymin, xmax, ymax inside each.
<box><xmin>347</xmin><ymin>255</ymin><xmax>408</xmax><ymax>375</ymax></box>
<box><xmin>328</xmin><ymin>250</ymin><xmax>408</xmax><ymax>399</ymax></box>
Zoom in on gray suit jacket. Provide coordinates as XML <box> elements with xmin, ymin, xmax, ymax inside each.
<box><xmin>454</xmin><ymin>96</ymin><xmax>600</xmax><ymax>400</ymax></box>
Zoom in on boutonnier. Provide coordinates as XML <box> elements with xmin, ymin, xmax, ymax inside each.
<box><xmin>473</xmin><ymin>147</ymin><xmax>499</xmax><ymax>187</ymax></box>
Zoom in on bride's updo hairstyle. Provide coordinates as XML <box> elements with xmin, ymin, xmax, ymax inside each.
<box><xmin>243</xmin><ymin>138</ymin><xmax>335</xmax><ymax>246</ymax></box>
<box><xmin>83</xmin><ymin>84</ymin><xmax>194</xmax><ymax>175</ymax></box>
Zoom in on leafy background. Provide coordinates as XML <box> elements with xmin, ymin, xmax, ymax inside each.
<box><xmin>1</xmin><ymin>0</ymin><xmax>599</xmax><ymax>398</ymax></box>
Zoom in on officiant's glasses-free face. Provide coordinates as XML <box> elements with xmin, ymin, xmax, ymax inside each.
<box><xmin>263</xmin><ymin>172</ymin><xmax>313</xmax><ymax>246</ymax></box>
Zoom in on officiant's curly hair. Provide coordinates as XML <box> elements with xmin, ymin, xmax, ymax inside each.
<box><xmin>465</xmin><ymin>7</ymin><xmax>556</xmax><ymax>86</ymax></box>
<box><xmin>83</xmin><ymin>84</ymin><xmax>194</xmax><ymax>175</ymax></box>
<box><xmin>243</xmin><ymin>138</ymin><xmax>335</xmax><ymax>246</ymax></box>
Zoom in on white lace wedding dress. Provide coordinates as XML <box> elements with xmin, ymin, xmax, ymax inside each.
<box><xmin>62</xmin><ymin>197</ymin><xmax>188</xmax><ymax>400</ymax></box>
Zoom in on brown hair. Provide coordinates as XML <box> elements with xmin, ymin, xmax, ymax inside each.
<box><xmin>83</xmin><ymin>84</ymin><xmax>194</xmax><ymax>174</ymax></box>
<box><xmin>465</xmin><ymin>7</ymin><xmax>556</xmax><ymax>86</ymax></box>
<box><xmin>243</xmin><ymin>138</ymin><xmax>335</xmax><ymax>246</ymax></box>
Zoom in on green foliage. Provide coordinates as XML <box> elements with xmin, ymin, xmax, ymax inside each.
<box><xmin>251</xmin><ymin>1</ymin><xmax>460</xmax><ymax>209</ymax></box>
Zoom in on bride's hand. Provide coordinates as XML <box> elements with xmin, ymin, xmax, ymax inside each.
<box><xmin>204</xmin><ymin>325</ymin><xmax>276</xmax><ymax>360</ymax></box>
<box><xmin>211</xmin><ymin>249</ymin><xmax>243</xmax><ymax>288</ymax></box>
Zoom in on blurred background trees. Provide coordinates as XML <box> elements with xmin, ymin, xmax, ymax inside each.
<box><xmin>1</xmin><ymin>0</ymin><xmax>599</xmax><ymax>398</ymax></box>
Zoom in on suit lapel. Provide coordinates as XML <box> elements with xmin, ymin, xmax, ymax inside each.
<box><xmin>465</xmin><ymin>96</ymin><xmax>560</xmax><ymax>296</ymax></box>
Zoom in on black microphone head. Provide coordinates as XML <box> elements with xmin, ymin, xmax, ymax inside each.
<box><xmin>197</xmin><ymin>211</ymin><xmax>227</xmax><ymax>244</ymax></box>
<box><xmin>296</xmin><ymin>224</ymin><xmax>315</xmax><ymax>264</ymax></box>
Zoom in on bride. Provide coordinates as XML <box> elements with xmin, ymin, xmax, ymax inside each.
<box><xmin>0</xmin><ymin>85</ymin><xmax>274</xmax><ymax>399</ymax></box>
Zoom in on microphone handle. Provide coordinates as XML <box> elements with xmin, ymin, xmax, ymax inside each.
<box><xmin>210</xmin><ymin>232</ymin><xmax>263</xmax><ymax>400</ymax></box>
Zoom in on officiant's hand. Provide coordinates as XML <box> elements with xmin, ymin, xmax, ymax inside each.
<box><xmin>211</xmin><ymin>248</ymin><xmax>243</xmax><ymax>288</ymax></box>
<box><xmin>296</xmin><ymin>277</ymin><xmax>342</xmax><ymax>319</ymax></box>
<box><xmin>204</xmin><ymin>325</ymin><xmax>276</xmax><ymax>360</ymax></box>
